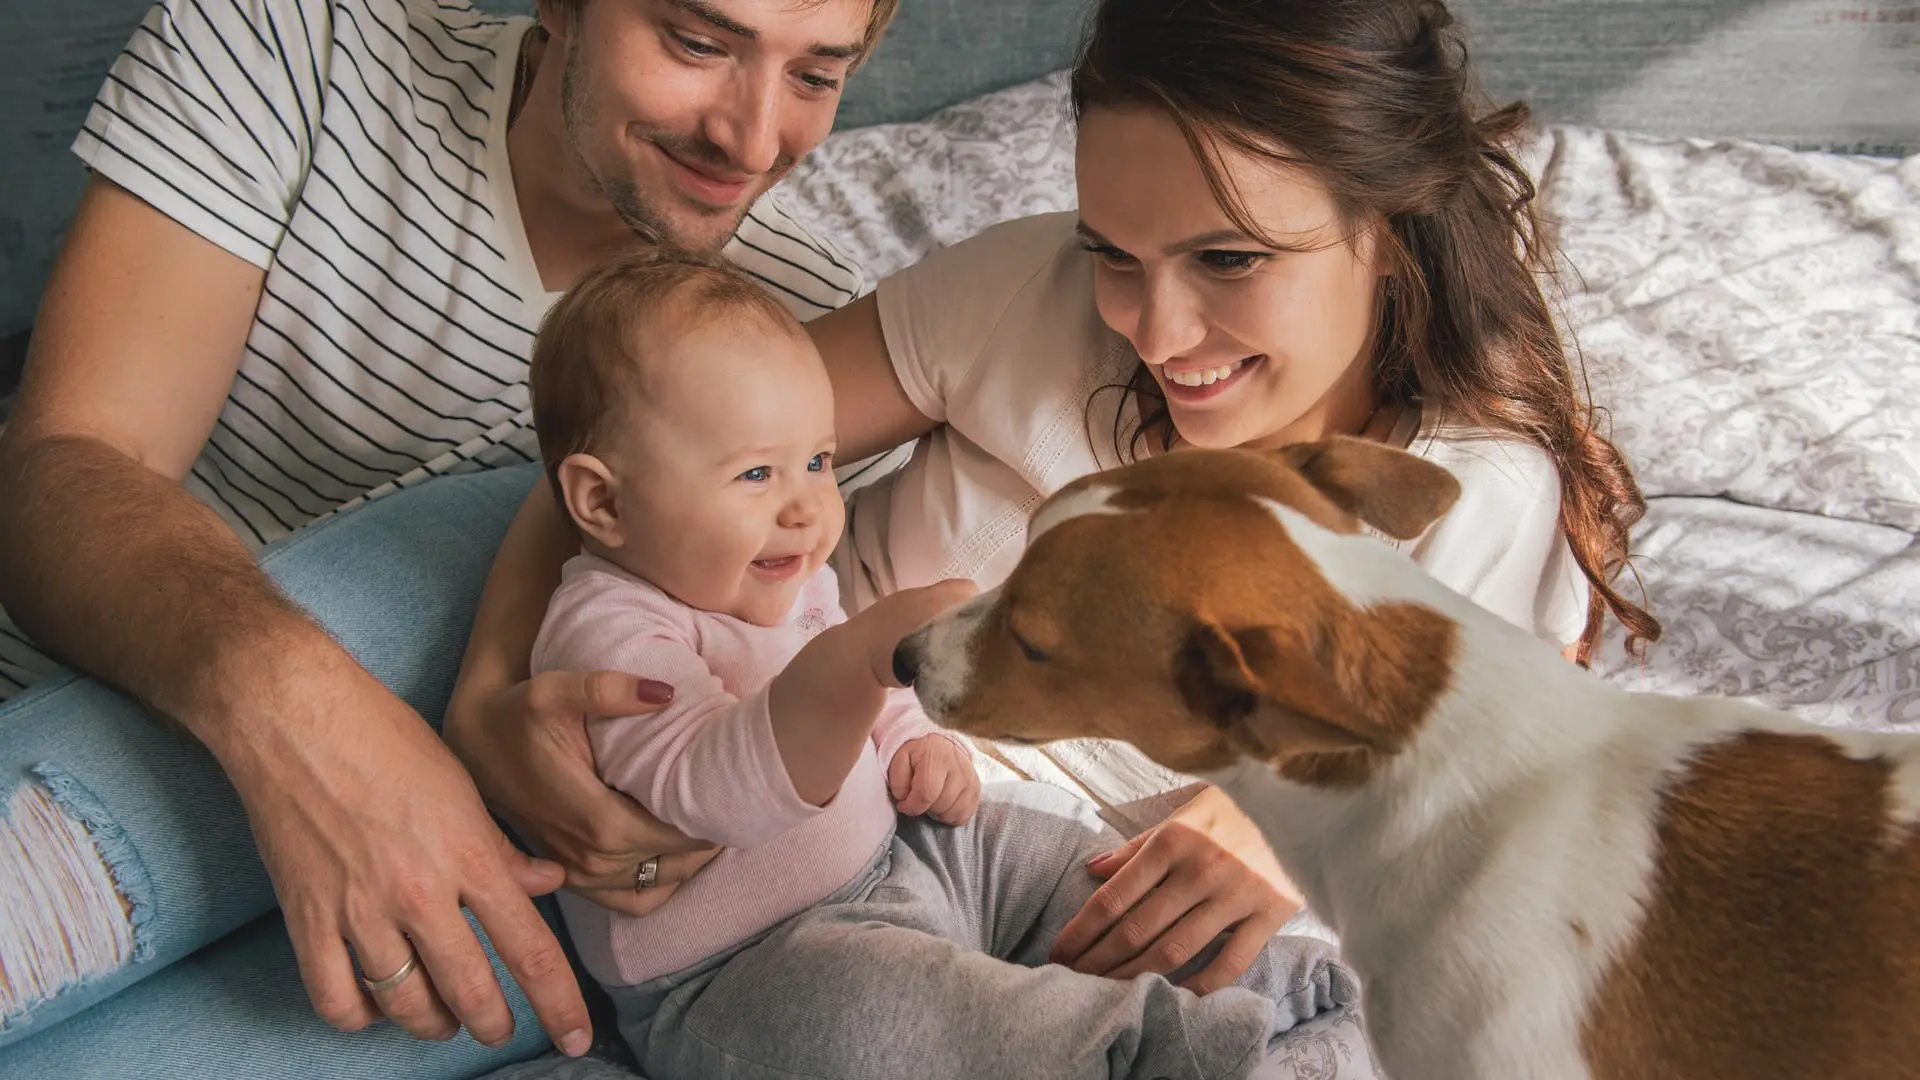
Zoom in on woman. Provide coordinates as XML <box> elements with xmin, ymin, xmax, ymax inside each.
<box><xmin>448</xmin><ymin>0</ymin><xmax>1658</xmax><ymax>1021</ymax></box>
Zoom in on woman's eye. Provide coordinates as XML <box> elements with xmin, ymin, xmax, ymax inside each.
<box><xmin>807</xmin><ymin>452</ymin><xmax>832</xmax><ymax>473</ymax></box>
<box><xmin>1078</xmin><ymin>241</ymin><xmax>1137</xmax><ymax>269</ymax></box>
<box><xmin>738</xmin><ymin>466</ymin><xmax>771</xmax><ymax>483</ymax></box>
<box><xmin>673</xmin><ymin>32</ymin><xmax>723</xmax><ymax>58</ymax></box>
<box><xmin>1199</xmin><ymin>249</ymin><xmax>1267</xmax><ymax>273</ymax></box>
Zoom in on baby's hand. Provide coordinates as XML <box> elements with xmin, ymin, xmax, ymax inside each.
<box><xmin>888</xmin><ymin>734</ymin><xmax>981</xmax><ymax>825</ymax></box>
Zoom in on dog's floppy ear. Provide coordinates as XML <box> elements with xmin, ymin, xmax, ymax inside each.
<box><xmin>1176</xmin><ymin>617</ymin><xmax>1410</xmax><ymax>761</ymax></box>
<box><xmin>1273</xmin><ymin>436</ymin><xmax>1461</xmax><ymax>541</ymax></box>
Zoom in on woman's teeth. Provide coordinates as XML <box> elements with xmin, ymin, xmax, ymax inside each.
<box><xmin>1165</xmin><ymin>357</ymin><xmax>1249</xmax><ymax>388</ymax></box>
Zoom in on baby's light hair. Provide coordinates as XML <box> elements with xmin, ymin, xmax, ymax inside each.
<box><xmin>529</xmin><ymin>246</ymin><xmax>800</xmax><ymax>499</ymax></box>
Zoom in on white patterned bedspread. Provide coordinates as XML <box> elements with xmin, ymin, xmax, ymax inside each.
<box><xmin>476</xmin><ymin>72</ymin><xmax>1918</xmax><ymax>1080</ymax></box>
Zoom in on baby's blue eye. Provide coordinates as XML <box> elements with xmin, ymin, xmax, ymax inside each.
<box><xmin>807</xmin><ymin>453</ymin><xmax>830</xmax><ymax>473</ymax></box>
<box><xmin>739</xmin><ymin>466</ymin><xmax>771</xmax><ymax>483</ymax></box>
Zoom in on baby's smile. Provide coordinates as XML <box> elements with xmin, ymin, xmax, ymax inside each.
<box><xmin>749</xmin><ymin>554</ymin><xmax>808</xmax><ymax>582</ymax></box>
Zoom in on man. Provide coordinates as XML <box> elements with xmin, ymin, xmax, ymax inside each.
<box><xmin>0</xmin><ymin>0</ymin><xmax>889</xmax><ymax>1071</ymax></box>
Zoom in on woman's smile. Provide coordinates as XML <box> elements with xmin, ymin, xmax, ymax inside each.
<box><xmin>1158</xmin><ymin>354</ymin><xmax>1264</xmax><ymax>403</ymax></box>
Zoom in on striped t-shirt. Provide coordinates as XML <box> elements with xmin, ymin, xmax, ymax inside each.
<box><xmin>0</xmin><ymin>0</ymin><xmax>864</xmax><ymax>698</ymax></box>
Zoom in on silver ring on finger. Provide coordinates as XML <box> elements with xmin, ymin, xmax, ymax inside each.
<box><xmin>363</xmin><ymin>952</ymin><xmax>420</xmax><ymax>993</ymax></box>
<box><xmin>635</xmin><ymin>857</ymin><xmax>660</xmax><ymax>890</ymax></box>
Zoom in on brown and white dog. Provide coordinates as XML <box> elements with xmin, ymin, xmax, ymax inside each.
<box><xmin>894</xmin><ymin>437</ymin><xmax>1920</xmax><ymax>1080</ymax></box>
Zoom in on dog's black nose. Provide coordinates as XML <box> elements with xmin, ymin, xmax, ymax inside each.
<box><xmin>892</xmin><ymin>642</ymin><xmax>920</xmax><ymax>687</ymax></box>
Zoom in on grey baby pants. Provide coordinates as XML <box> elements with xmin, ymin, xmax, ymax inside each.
<box><xmin>607</xmin><ymin>781</ymin><xmax>1360</xmax><ymax>1080</ymax></box>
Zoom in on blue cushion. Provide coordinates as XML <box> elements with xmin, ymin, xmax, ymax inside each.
<box><xmin>0</xmin><ymin>1</ymin><xmax>152</xmax><ymax>343</ymax></box>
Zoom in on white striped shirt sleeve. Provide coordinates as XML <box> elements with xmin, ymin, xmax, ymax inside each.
<box><xmin>72</xmin><ymin>0</ymin><xmax>330</xmax><ymax>268</ymax></box>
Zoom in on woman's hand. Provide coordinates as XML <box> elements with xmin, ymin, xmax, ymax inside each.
<box><xmin>442</xmin><ymin>668</ymin><xmax>720</xmax><ymax>918</ymax></box>
<box><xmin>1050</xmin><ymin>785</ymin><xmax>1303</xmax><ymax>995</ymax></box>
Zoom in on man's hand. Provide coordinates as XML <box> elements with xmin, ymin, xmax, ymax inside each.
<box><xmin>887</xmin><ymin>734</ymin><xmax>980</xmax><ymax>824</ymax></box>
<box><xmin>220</xmin><ymin>648</ymin><xmax>594</xmax><ymax>1053</ymax></box>
<box><xmin>0</xmin><ymin>177</ymin><xmax>604</xmax><ymax>1045</ymax></box>
<box><xmin>443</xmin><ymin>668</ymin><xmax>720</xmax><ymax>918</ymax></box>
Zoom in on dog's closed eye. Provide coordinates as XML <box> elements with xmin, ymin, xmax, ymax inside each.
<box><xmin>1011</xmin><ymin>629</ymin><xmax>1049</xmax><ymax>663</ymax></box>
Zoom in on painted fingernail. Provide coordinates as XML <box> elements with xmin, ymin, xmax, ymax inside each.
<box><xmin>559</xmin><ymin>1029</ymin><xmax>592</xmax><ymax>1057</ymax></box>
<box><xmin>637</xmin><ymin>680</ymin><xmax>675</xmax><ymax>705</ymax></box>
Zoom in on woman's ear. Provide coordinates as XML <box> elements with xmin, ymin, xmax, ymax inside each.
<box><xmin>555</xmin><ymin>453</ymin><xmax>625</xmax><ymax>550</ymax></box>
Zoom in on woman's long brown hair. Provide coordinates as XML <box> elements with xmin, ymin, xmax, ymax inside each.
<box><xmin>1073</xmin><ymin>0</ymin><xmax>1658</xmax><ymax>662</ymax></box>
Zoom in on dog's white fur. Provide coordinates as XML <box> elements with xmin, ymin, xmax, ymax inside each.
<box><xmin>914</xmin><ymin>492</ymin><xmax>1920</xmax><ymax>1080</ymax></box>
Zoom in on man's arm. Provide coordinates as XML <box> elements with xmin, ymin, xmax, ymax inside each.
<box><xmin>0</xmin><ymin>180</ymin><xmax>286</xmax><ymax>726</ymax></box>
<box><xmin>0</xmin><ymin>177</ymin><xmax>596</xmax><ymax>1054</ymax></box>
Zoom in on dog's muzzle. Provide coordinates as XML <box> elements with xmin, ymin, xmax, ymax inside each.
<box><xmin>895</xmin><ymin>589</ymin><xmax>997</xmax><ymax>721</ymax></box>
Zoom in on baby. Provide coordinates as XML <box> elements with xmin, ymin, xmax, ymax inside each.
<box><xmin>527</xmin><ymin>249</ymin><xmax>1351</xmax><ymax>1080</ymax></box>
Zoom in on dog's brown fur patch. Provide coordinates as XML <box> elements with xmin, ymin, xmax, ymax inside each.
<box><xmin>1581</xmin><ymin>731</ymin><xmax>1920</xmax><ymax>1080</ymax></box>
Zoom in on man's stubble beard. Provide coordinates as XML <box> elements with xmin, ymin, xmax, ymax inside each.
<box><xmin>559</xmin><ymin>33</ymin><xmax>792</xmax><ymax>254</ymax></box>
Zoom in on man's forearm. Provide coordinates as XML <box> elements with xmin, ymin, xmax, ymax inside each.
<box><xmin>0</xmin><ymin>433</ymin><xmax>339</xmax><ymax>753</ymax></box>
<box><xmin>449</xmin><ymin>478</ymin><xmax>574</xmax><ymax>710</ymax></box>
